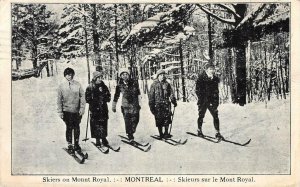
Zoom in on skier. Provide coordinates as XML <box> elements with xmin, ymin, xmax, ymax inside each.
<box><xmin>57</xmin><ymin>67</ymin><xmax>86</xmax><ymax>152</ymax></box>
<box><xmin>85</xmin><ymin>71</ymin><xmax>111</xmax><ymax>147</ymax></box>
<box><xmin>112</xmin><ymin>68</ymin><xmax>141</xmax><ymax>142</ymax></box>
<box><xmin>195</xmin><ymin>62</ymin><xmax>224</xmax><ymax>140</ymax></box>
<box><xmin>148</xmin><ymin>69</ymin><xmax>177</xmax><ymax>139</ymax></box>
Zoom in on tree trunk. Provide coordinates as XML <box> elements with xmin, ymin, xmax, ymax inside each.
<box><xmin>32</xmin><ymin>45</ymin><xmax>38</xmax><ymax>70</ymax></box>
<box><xmin>46</xmin><ymin>61</ymin><xmax>50</xmax><ymax>77</ymax></box>
<box><xmin>16</xmin><ymin>44</ymin><xmax>21</xmax><ymax>70</ymax></box>
<box><xmin>179</xmin><ymin>39</ymin><xmax>186</xmax><ymax>102</ymax></box>
<box><xmin>109</xmin><ymin>52</ymin><xmax>113</xmax><ymax>80</ymax></box>
<box><xmin>226</xmin><ymin>48</ymin><xmax>234</xmax><ymax>102</ymax></box>
<box><xmin>114</xmin><ymin>4</ymin><xmax>119</xmax><ymax>82</ymax></box>
<box><xmin>83</xmin><ymin>4</ymin><xmax>91</xmax><ymax>83</ymax></box>
<box><xmin>207</xmin><ymin>7</ymin><xmax>213</xmax><ymax>61</ymax></box>
<box><xmin>92</xmin><ymin>4</ymin><xmax>101</xmax><ymax>70</ymax></box>
<box><xmin>235</xmin><ymin>43</ymin><xmax>247</xmax><ymax>106</ymax></box>
<box><xmin>285</xmin><ymin>56</ymin><xmax>289</xmax><ymax>93</ymax></box>
<box><xmin>278</xmin><ymin>44</ymin><xmax>286</xmax><ymax>99</ymax></box>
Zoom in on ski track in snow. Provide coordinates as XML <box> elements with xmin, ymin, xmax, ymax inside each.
<box><xmin>12</xmin><ymin>60</ymin><xmax>290</xmax><ymax>174</ymax></box>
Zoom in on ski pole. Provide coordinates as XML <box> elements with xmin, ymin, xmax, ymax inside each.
<box><xmin>169</xmin><ymin>106</ymin><xmax>176</xmax><ymax>135</ymax></box>
<box><xmin>82</xmin><ymin>110</ymin><xmax>90</xmax><ymax>142</ymax></box>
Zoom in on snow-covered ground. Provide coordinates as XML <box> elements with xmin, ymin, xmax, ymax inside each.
<box><xmin>12</xmin><ymin>59</ymin><xmax>290</xmax><ymax>174</ymax></box>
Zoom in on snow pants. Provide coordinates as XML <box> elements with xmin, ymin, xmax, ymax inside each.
<box><xmin>90</xmin><ymin>113</ymin><xmax>108</xmax><ymax>139</ymax></box>
<box><xmin>197</xmin><ymin>103</ymin><xmax>220</xmax><ymax>131</ymax></box>
<box><xmin>121</xmin><ymin>107</ymin><xmax>139</xmax><ymax>136</ymax></box>
<box><xmin>63</xmin><ymin>112</ymin><xmax>82</xmax><ymax>145</ymax></box>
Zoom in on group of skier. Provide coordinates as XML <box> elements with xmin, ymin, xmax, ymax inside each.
<box><xmin>57</xmin><ymin>61</ymin><xmax>223</xmax><ymax>153</ymax></box>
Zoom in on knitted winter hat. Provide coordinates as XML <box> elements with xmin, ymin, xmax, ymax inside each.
<box><xmin>119</xmin><ymin>68</ymin><xmax>130</xmax><ymax>77</ymax></box>
<box><xmin>92</xmin><ymin>71</ymin><xmax>103</xmax><ymax>81</ymax></box>
<box><xmin>204</xmin><ymin>62</ymin><xmax>215</xmax><ymax>70</ymax></box>
<box><xmin>156</xmin><ymin>69</ymin><xmax>166</xmax><ymax>78</ymax></box>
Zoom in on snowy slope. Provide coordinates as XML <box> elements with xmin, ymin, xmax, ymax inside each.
<box><xmin>12</xmin><ymin>58</ymin><xmax>290</xmax><ymax>174</ymax></box>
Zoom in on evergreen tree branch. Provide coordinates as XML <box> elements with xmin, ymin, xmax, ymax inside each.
<box><xmin>216</xmin><ymin>4</ymin><xmax>241</xmax><ymax>18</ymax></box>
<box><xmin>196</xmin><ymin>4</ymin><xmax>236</xmax><ymax>25</ymax></box>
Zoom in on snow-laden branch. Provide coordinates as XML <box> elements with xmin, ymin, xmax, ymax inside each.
<box><xmin>71</xmin><ymin>6</ymin><xmax>93</xmax><ymax>22</ymax></box>
<box><xmin>196</xmin><ymin>4</ymin><xmax>236</xmax><ymax>25</ymax></box>
<box><xmin>15</xmin><ymin>31</ymin><xmax>34</xmax><ymax>47</ymax></box>
<box><xmin>256</xmin><ymin>10</ymin><xmax>289</xmax><ymax>27</ymax></box>
<box><xmin>39</xmin><ymin>24</ymin><xmax>57</xmax><ymax>38</ymax></box>
<box><xmin>122</xmin><ymin>4</ymin><xmax>194</xmax><ymax>47</ymax></box>
<box><xmin>236</xmin><ymin>4</ymin><xmax>266</xmax><ymax>29</ymax></box>
<box><xmin>216</xmin><ymin>4</ymin><xmax>241</xmax><ymax>18</ymax></box>
<box><xmin>160</xmin><ymin>61</ymin><xmax>180</xmax><ymax>66</ymax></box>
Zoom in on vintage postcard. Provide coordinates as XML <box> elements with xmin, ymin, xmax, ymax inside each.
<box><xmin>0</xmin><ymin>0</ymin><xmax>299</xmax><ymax>186</ymax></box>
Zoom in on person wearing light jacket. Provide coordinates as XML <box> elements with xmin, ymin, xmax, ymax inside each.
<box><xmin>57</xmin><ymin>67</ymin><xmax>86</xmax><ymax>152</ymax></box>
<box><xmin>112</xmin><ymin>68</ymin><xmax>141</xmax><ymax>142</ymax></box>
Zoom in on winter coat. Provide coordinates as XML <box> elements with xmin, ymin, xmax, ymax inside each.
<box><xmin>113</xmin><ymin>79</ymin><xmax>141</xmax><ymax>114</ymax></box>
<box><xmin>195</xmin><ymin>71</ymin><xmax>220</xmax><ymax>106</ymax></box>
<box><xmin>85</xmin><ymin>81</ymin><xmax>111</xmax><ymax>119</ymax></box>
<box><xmin>148</xmin><ymin>79</ymin><xmax>176</xmax><ymax>118</ymax></box>
<box><xmin>57</xmin><ymin>79</ymin><xmax>86</xmax><ymax>115</ymax></box>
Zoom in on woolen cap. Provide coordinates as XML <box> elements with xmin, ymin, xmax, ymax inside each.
<box><xmin>119</xmin><ymin>68</ymin><xmax>130</xmax><ymax>76</ymax></box>
<box><xmin>156</xmin><ymin>69</ymin><xmax>166</xmax><ymax>78</ymax></box>
<box><xmin>204</xmin><ymin>62</ymin><xmax>215</xmax><ymax>70</ymax></box>
<box><xmin>92</xmin><ymin>71</ymin><xmax>103</xmax><ymax>81</ymax></box>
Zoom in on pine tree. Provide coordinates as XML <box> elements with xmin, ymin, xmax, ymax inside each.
<box><xmin>12</xmin><ymin>4</ymin><xmax>55</xmax><ymax>77</ymax></box>
<box><xmin>58</xmin><ymin>4</ymin><xmax>85</xmax><ymax>59</ymax></box>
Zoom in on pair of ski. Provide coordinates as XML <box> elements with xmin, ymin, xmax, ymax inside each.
<box><xmin>150</xmin><ymin>135</ymin><xmax>188</xmax><ymax>146</ymax></box>
<box><xmin>186</xmin><ymin>132</ymin><xmax>251</xmax><ymax>146</ymax></box>
<box><xmin>91</xmin><ymin>142</ymin><xmax>121</xmax><ymax>154</ymax></box>
<box><xmin>62</xmin><ymin>148</ymin><xmax>88</xmax><ymax>164</ymax></box>
<box><xmin>119</xmin><ymin>135</ymin><xmax>151</xmax><ymax>152</ymax></box>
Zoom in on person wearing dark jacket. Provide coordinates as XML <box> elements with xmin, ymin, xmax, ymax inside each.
<box><xmin>57</xmin><ymin>67</ymin><xmax>86</xmax><ymax>152</ymax></box>
<box><xmin>85</xmin><ymin>71</ymin><xmax>111</xmax><ymax>146</ymax></box>
<box><xmin>196</xmin><ymin>63</ymin><xmax>223</xmax><ymax>140</ymax></box>
<box><xmin>112</xmin><ymin>68</ymin><xmax>141</xmax><ymax>142</ymax></box>
<box><xmin>148</xmin><ymin>69</ymin><xmax>177</xmax><ymax>139</ymax></box>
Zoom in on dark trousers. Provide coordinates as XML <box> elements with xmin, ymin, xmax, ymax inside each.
<box><xmin>197</xmin><ymin>103</ymin><xmax>220</xmax><ymax>131</ymax></box>
<box><xmin>154</xmin><ymin>103</ymin><xmax>172</xmax><ymax>136</ymax></box>
<box><xmin>156</xmin><ymin>123</ymin><xmax>169</xmax><ymax>136</ymax></box>
<box><xmin>154</xmin><ymin>103</ymin><xmax>172</xmax><ymax>127</ymax></box>
<box><xmin>121</xmin><ymin>108</ymin><xmax>139</xmax><ymax>136</ymax></box>
<box><xmin>90</xmin><ymin>114</ymin><xmax>108</xmax><ymax>139</ymax></box>
<box><xmin>63</xmin><ymin>112</ymin><xmax>82</xmax><ymax>145</ymax></box>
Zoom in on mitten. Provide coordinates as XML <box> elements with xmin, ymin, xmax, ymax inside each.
<box><xmin>173</xmin><ymin>101</ymin><xmax>177</xmax><ymax>107</ymax></box>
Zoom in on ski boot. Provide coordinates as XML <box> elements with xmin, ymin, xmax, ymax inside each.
<box><xmin>157</xmin><ymin>127</ymin><xmax>164</xmax><ymax>140</ymax></box>
<box><xmin>102</xmin><ymin>138</ymin><xmax>109</xmax><ymax>146</ymax></box>
<box><xmin>163</xmin><ymin>132</ymin><xmax>172</xmax><ymax>139</ymax></box>
<box><xmin>74</xmin><ymin>144</ymin><xmax>82</xmax><ymax>152</ymax></box>
<box><xmin>197</xmin><ymin>129</ymin><xmax>204</xmax><ymax>137</ymax></box>
<box><xmin>127</xmin><ymin>134</ymin><xmax>134</xmax><ymax>143</ymax></box>
<box><xmin>215</xmin><ymin>132</ymin><xmax>224</xmax><ymax>141</ymax></box>
<box><xmin>67</xmin><ymin>144</ymin><xmax>75</xmax><ymax>154</ymax></box>
<box><xmin>95</xmin><ymin>138</ymin><xmax>101</xmax><ymax>147</ymax></box>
